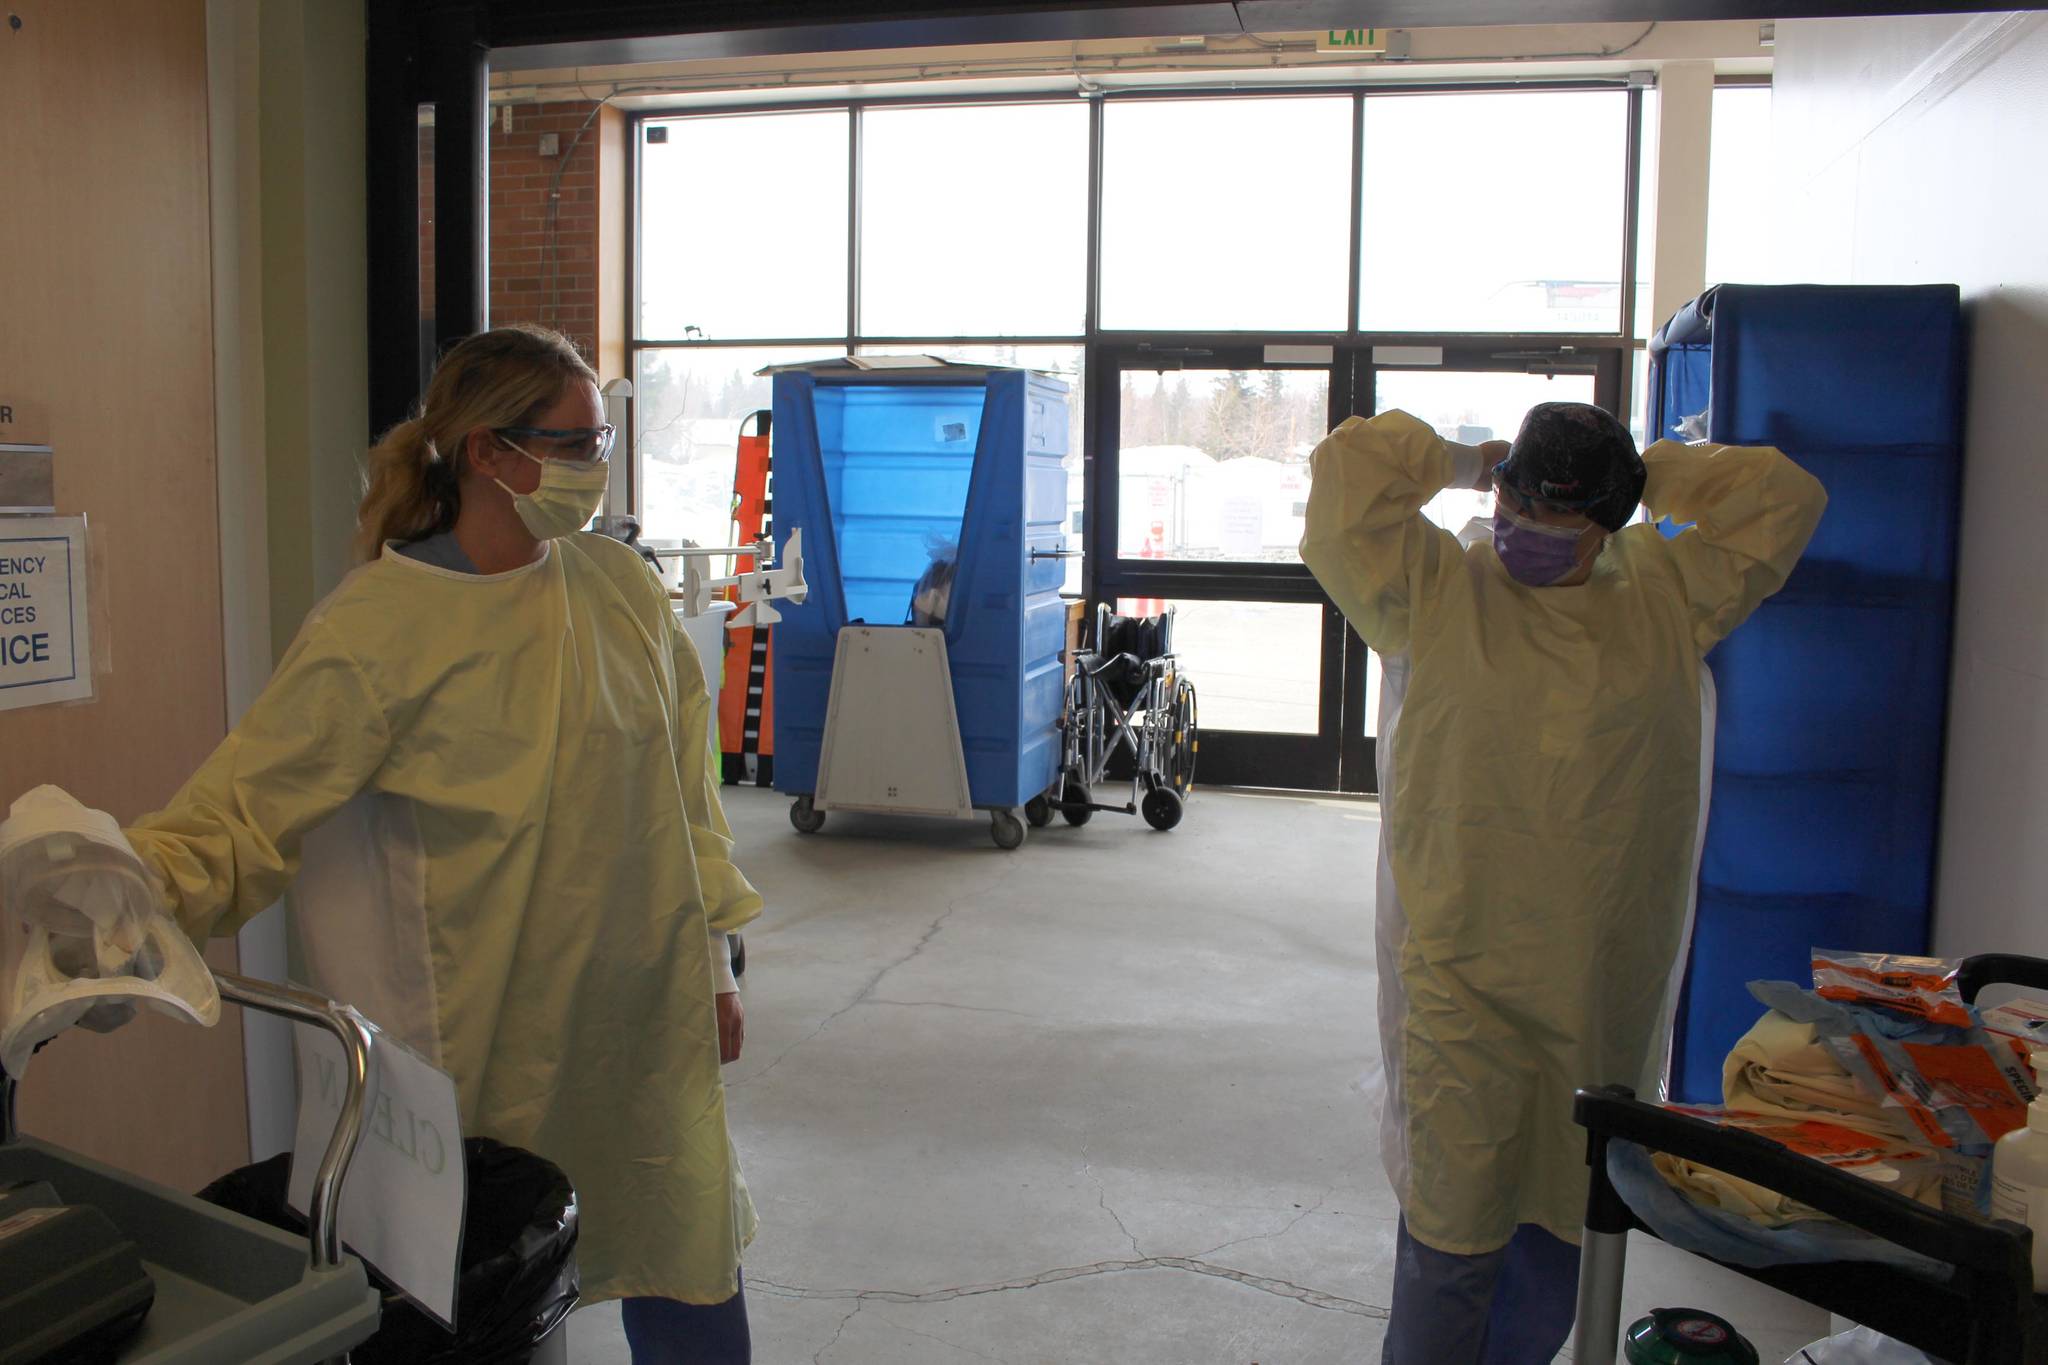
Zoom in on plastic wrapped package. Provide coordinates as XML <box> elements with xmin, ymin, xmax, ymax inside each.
<box><xmin>200</xmin><ymin>1138</ymin><xmax>579</xmax><ymax>1364</ymax></box>
<box><xmin>908</xmin><ymin>543</ymin><xmax>957</xmax><ymax>628</ymax></box>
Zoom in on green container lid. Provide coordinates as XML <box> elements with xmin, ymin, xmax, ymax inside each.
<box><xmin>1622</xmin><ymin>1308</ymin><xmax>1761</xmax><ymax>1365</ymax></box>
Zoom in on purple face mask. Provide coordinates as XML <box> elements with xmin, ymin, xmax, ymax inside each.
<box><xmin>1492</xmin><ymin>505</ymin><xmax>1588</xmax><ymax>587</ymax></box>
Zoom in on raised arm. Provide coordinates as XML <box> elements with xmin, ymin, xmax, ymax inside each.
<box><xmin>1299</xmin><ymin>409</ymin><xmax>1478</xmax><ymax>654</ymax></box>
<box><xmin>1641</xmin><ymin>440</ymin><xmax>1829</xmax><ymax>652</ymax></box>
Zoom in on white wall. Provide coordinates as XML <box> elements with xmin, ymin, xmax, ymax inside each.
<box><xmin>1773</xmin><ymin>14</ymin><xmax>2048</xmax><ymax>957</ymax></box>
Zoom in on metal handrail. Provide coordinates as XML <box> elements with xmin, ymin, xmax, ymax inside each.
<box><xmin>0</xmin><ymin>970</ymin><xmax>376</xmax><ymax>1273</ymax></box>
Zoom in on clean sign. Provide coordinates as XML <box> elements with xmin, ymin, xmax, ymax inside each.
<box><xmin>0</xmin><ymin>516</ymin><xmax>92</xmax><ymax>713</ymax></box>
<box><xmin>289</xmin><ymin>1019</ymin><xmax>466</xmax><ymax>1329</ymax></box>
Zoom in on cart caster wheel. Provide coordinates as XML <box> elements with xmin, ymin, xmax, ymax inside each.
<box><xmin>728</xmin><ymin>933</ymin><xmax>746</xmax><ymax>978</ymax></box>
<box><xmin>790</xmin><ymin>796</ymin><xmax>826</xmax><ymax>835</ymax></box>
<box><xmin>1025</xmin><ymin>794</ymin><xmax>1054</xmax><ymax>828</ymax></box>
<box><xmin>991</xmin><ymin>809</ymin><xmax>1027</xmax><ymax>850</ymax></box>
<box><xmin>1141</xmin><ymin>787</ymin><xmax>1184</xmax><ymax>832</ymax></box>
<box><xmin>1060</xmin><ymin>779</ymin><xmax>1093</xmax><ymax>827</ymax></box>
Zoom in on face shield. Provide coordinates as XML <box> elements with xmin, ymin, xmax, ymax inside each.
<box><xmin>0</xmin><ymin>787</ymin><xmax>220</xmax><ymax>1077</ymax></box>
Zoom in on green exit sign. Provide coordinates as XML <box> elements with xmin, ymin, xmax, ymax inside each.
<box><xmin>1317</xmin><ymin>28</ymin><xmax>1386</xmax><ymax>52</ymax></box>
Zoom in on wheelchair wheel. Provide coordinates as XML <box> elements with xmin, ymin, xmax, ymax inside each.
<box><xmin>991</xmin><ymin>808</ymin><xmax>1027</xmax><ymax>850</ymax></box>
<box><xmin>790</xmin><ymin>795</ymin><xmax>826</xmax><ymax>834</ymax></box>
<box><xmin>1169</xmin><ymin>678</ymin><xmax>1199</xmax><ymax>797</ymax></box>
<box><xmin>1025</xmin><ymin>794</ymin><xmax>1055</xmax><ymax>828</ymax></box>
<box><xmin>1142</xmin><ymin>786</ymin><xmax>1185</xmax><ymax>832</ymax></box>
<box><xmin>1060</xmin><ymin>777</ymin><xmax>1094</xmax><ymax>827</ymax></box>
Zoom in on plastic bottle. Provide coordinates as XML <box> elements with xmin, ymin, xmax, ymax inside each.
<box><xmin>1989</xmin><ymin>1047</ymin><xmax>2048</xmax><ymax>1292</ymax></box>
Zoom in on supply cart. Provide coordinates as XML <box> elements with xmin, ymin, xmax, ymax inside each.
<box><xmin>766</xmin><ymin>361</ymin><xmax>1069</xmax><ymax>849</ymax></box>
<box><xmin>2</xmin><ymin>971</ymin><xmax>384</xmax><ymax>1364</ymax></box>
<box><xmin>1572</xmin><ymin>953</ymin><xmax>2048</xmax><ymax>1365</ymax></box>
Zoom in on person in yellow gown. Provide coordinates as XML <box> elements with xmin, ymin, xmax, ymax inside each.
<box><xmin>1300</xmin><ymin>402</ymin><xmax>1826</xmax><ymax>1364</ymax></box>
<box><xmin>126</xmin><ymin>325</ymin><xmax>763</xmax><ymax>1362</ymax></box>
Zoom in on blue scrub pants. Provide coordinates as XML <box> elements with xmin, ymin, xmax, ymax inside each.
<box><xmin>1380</xmin><ymin>1218</ymin><xmax>1579</xmax><ymax>1365</ymax></box>
<box><xmin>621</xmin><ymin>1272</ymin><xmax>751</xmax><ymax>1365</ymax></box>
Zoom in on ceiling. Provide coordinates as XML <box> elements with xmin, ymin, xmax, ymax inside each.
<box><xmin>473</xmin><ymin>0</ymin><xmax>2015</xmax><ymax>70</ymax></box>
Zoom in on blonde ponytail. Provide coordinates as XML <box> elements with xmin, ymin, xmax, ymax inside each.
<box><xmin>355</xmin><ymin>419</ymin><xmax>455</xmax><ymax>562</ymax></box>
<box><xmin>355</xmin><ymin>324</ymin><xmax>599</xmax><ymax>562</ymax></box>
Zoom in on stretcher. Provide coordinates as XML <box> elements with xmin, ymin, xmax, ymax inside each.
<box><xmin>1573</xmin><ymin>954</ymin><xmax>2048</xmax><ymax>1365</ymax></box>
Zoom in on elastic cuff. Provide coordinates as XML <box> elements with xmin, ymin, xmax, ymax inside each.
<box><xmin>710</xmin><ymin>931</ymin><xmax>738</xmax><ymax>994</ymax></box>
<box><xmin>1444</xmin><ymin>441</ymin><xmax>1488</xmax><ymax>493</ymax></box>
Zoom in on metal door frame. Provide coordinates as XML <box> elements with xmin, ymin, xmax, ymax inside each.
<box><xmin>1089</xmin><ymin>342</ymin><xmax>1353</xmax><ymax>791</ymax></box>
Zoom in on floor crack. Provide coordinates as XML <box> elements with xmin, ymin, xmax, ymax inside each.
<box><xmin>813</xmin><ymin>1298</ymin><xmax>862</xmax><ymax>1363</ymax></box>
<box><xmin>867</xmin><ymin>998</ymin><xmax>1038</xmax><ymax>1020</ymax></box>
<box><xmin>734</xmin><ymin>897</ymin><xmax>968</xmax><ymax>1088</ymax></box>
<box><xmin>882</xmin><ymin>1318</ymin><xmax>1011</xmax><ymax>1362</ymax></box>
<box><xmin>1194</xmin><ymin>1187</ymin><xmax>1335</xmax><ymax>1261</ymax></box>
<box><xmin>1080</xmin><ymin>1136</ymin><xmax>1143</xmax><ymax>1259</ymax></box>
<box><xmin>752</xmin><ymin>1258</ymin><xmax>1388</xmax><ymax>1319</ymax></box>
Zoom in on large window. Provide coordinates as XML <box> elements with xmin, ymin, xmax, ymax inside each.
<box><xmin>1360</xmin><ymin>90</ymin><xmax>1629</xmax><ymax>334</ymax></box>
<box><xmin>859</xmin><ymin>103</ymin><xmax>1089</xmax><ymax>337</ymax></box>
<box><xmin>1100</xmin><ymin>97</ymin><xmax>1355</xmax><ymax>332</ymax></box>
<box><xmin>639</xmin><ymin>111</ymin><xmax>849</xmax><ymax>341</ymax></box>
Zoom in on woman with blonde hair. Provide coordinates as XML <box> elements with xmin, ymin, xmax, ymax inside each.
<box><xmin>121</xmin><ymin>324</ymin><xmax>762</xmax><ymax>1361</ymax></box>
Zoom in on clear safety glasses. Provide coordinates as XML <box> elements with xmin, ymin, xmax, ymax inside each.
<box><xmin>495</xmin><ymin>424</ymin><xmax>617</xmax><ymax>463</ymax></box>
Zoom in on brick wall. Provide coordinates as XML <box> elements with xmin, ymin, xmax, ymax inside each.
<box><xmin>490</xmin><ymin>102</ymin><xmax>601</xmax><ymax>359</ymax></box>
<box><xmin>416</xmin><ymin>101</ymin><xmax>602</xmax><ymax>362</ymax></box>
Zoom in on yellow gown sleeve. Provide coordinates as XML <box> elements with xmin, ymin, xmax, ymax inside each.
<box><xmin>125</xmin><ymin>618</ymin><xmax>393</xmax><ymax>941</ymax></box>
<box><xmin>1640</xmin><ymin>440</ymin><xmax>1829</xmax><ymax>652</ymax></box>
<box><xmin>1299</xmin><ymin>410</ymin><xmax>1466</xmax><ymax>654</ymax></box>
<box><xmin>668</xmin><ymin>612</ymin><xmax>764</xmax><ymax>939</ymax></box>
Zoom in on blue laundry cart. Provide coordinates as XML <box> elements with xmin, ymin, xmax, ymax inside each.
<box><xmin>1649</xmin><ymin>284</ymin><xmax>1965</xmax><ymax>1102</ymax></box>
<box><xmin>767</xmin><ymin>361</ymin><xmax>1070</xmax><ymax>849</ymax></box>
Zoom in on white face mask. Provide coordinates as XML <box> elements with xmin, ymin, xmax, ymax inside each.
<box><xmin>494</xmin><ymin>442</ymin><xmax>609</xmax><ymax>541</ymax></box>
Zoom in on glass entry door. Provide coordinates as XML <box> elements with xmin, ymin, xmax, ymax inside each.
<box><xmin>1090</xmin><ymin>347</ymin><xmax>1351</xmax><ymax>791</ymax></box>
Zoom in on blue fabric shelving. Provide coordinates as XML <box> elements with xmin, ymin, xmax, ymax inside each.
<box><xmin>1649</xmin><ymin>284</ymin><xmax>1965</xmax><ymax>1102</ymax></box>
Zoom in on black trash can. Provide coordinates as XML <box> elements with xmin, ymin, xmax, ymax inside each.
<box><xmin>200</xmin><ymin>1137</ymin><xmax>579</xmax><ymax>1365</ymax></box>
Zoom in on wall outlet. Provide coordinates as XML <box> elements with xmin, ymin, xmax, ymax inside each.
<box><xmin>539</xmin><ymin>132</ymin><xmax>560</xmax><ymax>157</ymax></box>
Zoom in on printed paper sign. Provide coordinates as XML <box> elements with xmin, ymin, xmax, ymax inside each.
<box><xmin>1220</xmin><ymin>496</ymin><xmax>1265</xmax><ymax>559</ymax></box>
<box><xmin>0</xmin><ymin>516</ymin><xmax>91</xmax><ymax>713</ymax></box>
<box><xmin>289</xmin><ymin>1018</ymin><xmax>466</xmax><ymax>1329</ymax></box>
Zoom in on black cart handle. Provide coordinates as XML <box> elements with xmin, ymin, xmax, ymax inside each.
<box><xmin>1574</xmin><ymin>1086</ymin><xmax>2031</xmax><ymax>1279</ymax></box>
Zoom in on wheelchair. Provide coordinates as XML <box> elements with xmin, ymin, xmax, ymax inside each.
<box><xmin>1034</xmin><ymin>604</ymin><xmax>1198</xmax><ymax>832</ymax></box>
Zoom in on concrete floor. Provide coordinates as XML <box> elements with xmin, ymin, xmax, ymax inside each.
<box><xmin>564</xmin><ymin>786</ymin><xmax>1828</xmax><ymax>1364</ymax></box>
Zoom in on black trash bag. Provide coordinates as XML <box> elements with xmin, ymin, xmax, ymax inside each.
<box><xmin>199</xmin><ymin>1137</ymin><xmax>579</xmax><ymax>1365</ymax></box>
